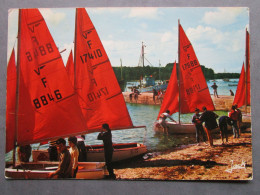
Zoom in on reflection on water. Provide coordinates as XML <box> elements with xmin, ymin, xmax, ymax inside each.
<box><xmin>5</xmin><ymin>102</ymin><xmax>228</xmax><ymax>162</ymax></box>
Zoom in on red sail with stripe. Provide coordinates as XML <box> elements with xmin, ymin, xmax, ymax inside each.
<box><xmin>74</xmin><ymin>8</ymin><xmax>133</xmax><ymax>132</ymax></box>
<box><xmin>179</xmin><ymin>23</ymin><xmax>215</xmax><ymax>113</ymax></box>
<box><xmin>157</xmin><ymin>62</ymin><xmax>179</xmax><ymax>119</ymax></box>
<box><xmin>17</xmin><ymin>9</ymin><xmax>86</xmax><ymax>145</ymax></box>
<box><xmin>6</xmin><ymin>49</ymin><xmax>16</xmax><ymax>152</ymax></box>
<box><xmin>246</xmin><ymin>29</ymin><xmax>250</xmax><ymax>106</ymax></box>
<box><xmin>233</xmin><ymin>63</ymin><xmax>245</xmax><ymax>108</ymax></box>
<box><xmin>65</xmin><ymin>50</ymin><xmax>75</xmax><ymax>87</ymax></box>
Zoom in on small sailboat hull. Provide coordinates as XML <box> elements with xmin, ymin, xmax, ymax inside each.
<box><xmin>154</xmin><ymin>121</ymin><xmax>196</xmax><ymax>134</ymax></box>
<box><xmin>32</xmin><ymin>143</ymin><xmax>147</xmax><ymax>162</ymax></box>
<box><xmin>5</xmin><ymin>162</ymin><xmax>106</xmax><ymax>179</ymax></box>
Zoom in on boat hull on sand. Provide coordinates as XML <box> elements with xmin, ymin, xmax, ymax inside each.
<box><xmin>5</xmin><ymin>161</ymin><xmax>105</xmax><ymax>179</ymax></box>
<box><xmin>32</xmin><ymin>143</ymin><xmax>147</xmax><ymax>162</ymax></box>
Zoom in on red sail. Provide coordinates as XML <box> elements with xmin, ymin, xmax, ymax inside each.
<box><xmin>157</xmin><ymin>62</ymin><xmax>179</xmax><ymax>119</ymax></box>
<box><xmin>179</xmin><ymin>24</ymin><xmax>215</xmax><ymax>113</ymax></box>
<box><xmin>17</xmin><ymin>9</ymin><xmax>86</xmax><ymax>145</ymax></box>
<box><xmin>65</xmin><ymin>50</ymin><xmax>74</xmax><ymax>87</ymax></box>
<box><xmin>6</xmin><ymin>49</ymin><xmax>16</xmax><ymax>153</ymax></box>
<box><xmin>246</xmin><ymin>29</ymin><xmax>250</xmax><ymax>106</ymax></box>
<box><xmin>74</xmin><ymin>8</ymin><xmax>133</xmax><ymax>131</ymax></box>
<box><xmin>233</xmin><ymin>63</ymin><xmax>245</xmax><ymax>108</ymax></box>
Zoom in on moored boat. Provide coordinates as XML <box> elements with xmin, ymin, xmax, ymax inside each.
<box><xmin>5</xmin><ymin>161</ymin><xmax>105</xmax><ymax>179</ymax></box>
<box><xmin>32</xmin><ymin>143</ymin><xmax>147</xmax><ymax>162</ymax></box>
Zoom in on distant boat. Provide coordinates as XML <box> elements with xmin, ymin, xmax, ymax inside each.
<box><xmin>223</xmin><ymin>78</ymin><xmax>230</xmax><ymax>82</ymax></box>
<box><xmin>154</xmin><ymin>20</ymin><xmax>215</xmax><ymax>134</ymax></box>
<box><xmin>228</xmin><ymin>84</ymin><xmax>238</xmax><ymax>87</ymax></box>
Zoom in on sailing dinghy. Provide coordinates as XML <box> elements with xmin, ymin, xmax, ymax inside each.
<box><xmin>32</xmin><ymin>8</ymin><xmax>147</xmax><ymax>163</ymax></box>
<box><xmin>154</xmin><ymin>21</ymin><xmax>215</xmax><ymax>134</ymax></box>
<box><xmin>5</xmin><ymin>9</ymin><xmax>106</xmax><ymax>179</ymax></box>
<box><xmin>233</xmin><ymin>28</ymin><xmax>251</xmax><ymax>123</ymax></box>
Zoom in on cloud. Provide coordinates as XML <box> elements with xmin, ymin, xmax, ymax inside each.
<box><xmin>40</xmin><ymin>8</ymin><xmax>66</xmax><ymax>26</ymax></box>
<box><xmin>127</xmin><ymin>8</ymin><xmax>160</xmax><ymax>19</ymax></box>
<box><xmin>202</xmin><ymin>7</ymin><xmax>246</xmax><ymax>26</ymax></box>
<box><xmin>186</xmin><ymin>25</ymin><xmax>244</xmax><ymax>53</ymax></box>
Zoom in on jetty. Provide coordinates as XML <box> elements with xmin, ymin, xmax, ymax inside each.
<box><xmin>123</xmin><ymin>92</ymin><xmax>249</xmax><ymax>112</ymax></box>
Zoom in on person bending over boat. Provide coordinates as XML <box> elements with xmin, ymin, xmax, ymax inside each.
<box><xmin>199</xmin><ymin>107</ymin><xmax>219</xmax><ymax>147</ymax></box>
<box><xmin>218</xmin><ymin>116</ymin><xmax>232</xmax><ymax>144</ymax></box>
<box><xmin>97</xmin><ymin>123</ymin><xmax>116</xmax><ymax>179</ymax></box>
<box><xmin>159</xmin><ymin>110</ymin><xmax>177</xmax><ymax>135</ymax></box>
<box><xmin>192</xmin><ymin>108</ymin><xmax>207</xmax><ymax>145</ymax></box>
<box><xmin>48</xmin><ymin>138</ymin><xmax>72</xmax><ymax>179</ymax></box>
<box><xmin>68</xmin><ymin>136</ymin><xmax>79</xmax><ymax>178</ymax></box>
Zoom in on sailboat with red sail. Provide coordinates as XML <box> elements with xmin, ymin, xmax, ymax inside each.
<box><xmin>5</xmin><ymin>8</ymin><xmax>107</xmax><ymax>179</ymax></box>
<box><xmin>233</xmin><ymin>29</ymin><xmax>251</xmax><ymax>117</ymax></box>
<box><xmin>32</xmin><ymin>8</ymin><xmax>147</xmax><ymax>163</ymax></box>
<box><xmin>154</xmin><ymin>21</ymin><xmax>215</xmax><ymax>134</ymax></box>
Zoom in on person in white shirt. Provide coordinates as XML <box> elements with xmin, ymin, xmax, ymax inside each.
<box><xmin>68</xmin><ymin>136</ymin><xmax>79</xmax><ymax>178</ymax></box>
<box><xmin>159</xmin><ymin>110</ymin><xmax>176</xmax><ymax>134</ymax></box>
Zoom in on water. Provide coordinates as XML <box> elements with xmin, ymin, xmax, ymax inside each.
<box><xmin>5</xmin><ymin>78</ymin><xmax>235</xmax><ymax>161</ymax></box>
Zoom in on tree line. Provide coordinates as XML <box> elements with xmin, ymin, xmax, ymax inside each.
<box><xmin>113</xmin><ymin>63</ymin><xmax>240</xmax><ymax>81</ymax></box>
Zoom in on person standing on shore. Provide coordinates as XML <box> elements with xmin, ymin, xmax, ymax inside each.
<box><xmin>229</xmin><ymin>105</ymin><xmax>240</xmax><ymax>138</ymax></box>
<box><xmin>234</xmin><ymin>104</ymin><xmax>242</xmax><ymax>135</ymax></box>
<box><xmin>159</xmin><ymin>110</ymin><xmax>177</xmax><ymax>135</ymax></box>
<box><xmin>97</xmin><ymin>123</ymin><xmax>116</xmax><ymax>179</ymax></box>
<box><xmin>192</xmin><ymin>108</ymin><xmax>207</xmax><ymax>145</ymax></box>
<box><xmin>199</xmin><ymin>106</ymin><xmax>219</xmax><ymax>147</ymax></box>
<box><xmin>218</xmin><ymin>116</ymin><xmax>232</xmax><ymax>144</ymax></box>
<box><xmin>48</xmin><ymin>138</ymin><xmax>72</xmax><ymax>179</ymax></box>
<box><xmin>211</xmin><ymin>82</ymin><xmax>219</xmax><ymax>98</ymax></box>
<box><xmin>68</xmin><ymin>136</ymin><xmax>79</xmax><ymax>178</ymax></box>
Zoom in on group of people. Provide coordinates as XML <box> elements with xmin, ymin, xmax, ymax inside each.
<box><xmin>153</xmin><ymin>89</ymin><xmax>165</xmax><ymax>103</ymax></box>
<box><xmin>47</xmin><ymin>123</ymin><xmax>115</xmax><ymax>179</ymax></box>
<box><xmin>159</xmin><ymin>104</ymin><xmax>242</xmax><ymax>147</ymax></box>
<box><xmin>192</xmin><ymin>104</ymin><xmax>242</xmax><ymax>146</ymax></box>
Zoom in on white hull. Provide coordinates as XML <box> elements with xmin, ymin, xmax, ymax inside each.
<box><xmin>32</xmin><ymin>143</ymin><xmax>147</xmax><ymax>162</ymax></box>
<box><xmin>5</xmin><ymin>161</ymin><xmax>105</xmax><ymax>179</ymax></box>
<box><xmin>154</xmin><ymin>121</ymin><xmax>196</xmax><ymax>134</ymax></box>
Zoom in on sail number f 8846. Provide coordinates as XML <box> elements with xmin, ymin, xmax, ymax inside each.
<box><xmin>33</xmin><ymin>90</ymin><xmax>62</xmax><ymax>109</ymax></box>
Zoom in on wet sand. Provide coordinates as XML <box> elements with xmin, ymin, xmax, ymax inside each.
<box><xmin>114</xmin><ymin>129</ymin><xmax>252</xmax><ymax>181</ymax></box>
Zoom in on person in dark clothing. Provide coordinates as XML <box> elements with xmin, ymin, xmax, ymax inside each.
<box><xmin>199</xmin><ymin>106</ymin><xmax>219</xmax><ymax>147</ymax></box>
<box><xmin>192</xmin><ymin>108</ymin><xmax>207</xmax><ymax>144</ymax></box>
<box><xmin>17</xmin><ymin>145</ymin><xmax>32</xmax><ymax>162</ymax></box>
<box><xmin>211</xmin><ymin>82</ymin><xmax>219</xmax><ymax>98</ymax></box>
<box><xmin>48</xmin><ymin>140</ymin><xmax>58</xmax><ymax>161</ymax></box>
<box><xmin>153</xmin><ymin>89</ymin><xmax>158</xmax><ymax>103</ymax></box>
<box><xmin>218</xmin><ymin>116</ymin><xmax>232</xmax><ymax>144</ymax></box>
<box><xmin>77</xmin><ymin>135</ymin><xmax>87</xmax><ymax>162</ymax></box>
<box><xmin>97</xmin><ymin>123</ymin><xmax>116</xmax><ymax>179</ymax></box>
<box><xmin>48</xmin><ymin>138</ymin><xmax>72</xmax><ymax>179</ymax></box>
<box><xmin>229</xmin><ymin>89</ymin><xmax>234</xmax><ymax>96</ymax></box>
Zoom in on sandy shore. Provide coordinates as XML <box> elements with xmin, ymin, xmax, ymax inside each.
<box><xmin>113</xmin><ymin>129</ymin><xmax>252</xmax><ymax>181</ymax></box>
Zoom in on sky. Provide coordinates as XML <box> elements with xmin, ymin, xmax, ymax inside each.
<box><xmin>7</xmin><ymin>7</ymin><xmax>249</xmax><ymax>73</ymax></box>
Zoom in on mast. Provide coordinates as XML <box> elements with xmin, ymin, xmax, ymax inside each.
<box><xmin>159</xmin><ymin>60</ymin><xmax>161</xmax><ymax>82</ymax></box>
<box><xmin>177</xmin><ymin>19</ymin><xmax>181</xmax><ymax>124</ymax></box>
<box><xmin>73</xmin><ymin>8</ymin><xmax>78</xmax><ymax>90</ymax></box>
<box><xmin>245</xmin><ymin>28</ymin><xmax>249</xmax><ymax>114</ymax></box>
<box><xmin>13</xmin><ymin>9</ymin><xmax>22</xmax><ymax>166</ymax></box>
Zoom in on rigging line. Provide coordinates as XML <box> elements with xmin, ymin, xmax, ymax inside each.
<box><xmin>144</xmin><ymin>56</ymin><xmax>153</xmax><ymax>66</ymax></box>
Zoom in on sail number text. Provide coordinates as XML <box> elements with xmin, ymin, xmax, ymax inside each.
<box><xmin>182</xmin><ymin>59</ymin><xmax>198</xmax><ymax>70</ymax></box>
<box><xmin>88</xmin><ymin>87</ymin><xmax>109</xmax><ymax>102</ymax></box>
<box><xmin>186</xmin><ymin>84</ymin><xmax>201</xmax><ymax>95</ymax></box>
<box><xmin>26</xmin><ymin>43</ymin><xmax>54</xmax><ymax>62</ymax></box>
<box><xmin>33</xmin><ymin>90</ymin><xmax>62</xmax><ymax>109</ymax></box>
<box><xmin>80</xmin><ymin>49</ymin><xmax>103</xmax><ymax>63</ymax></box>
